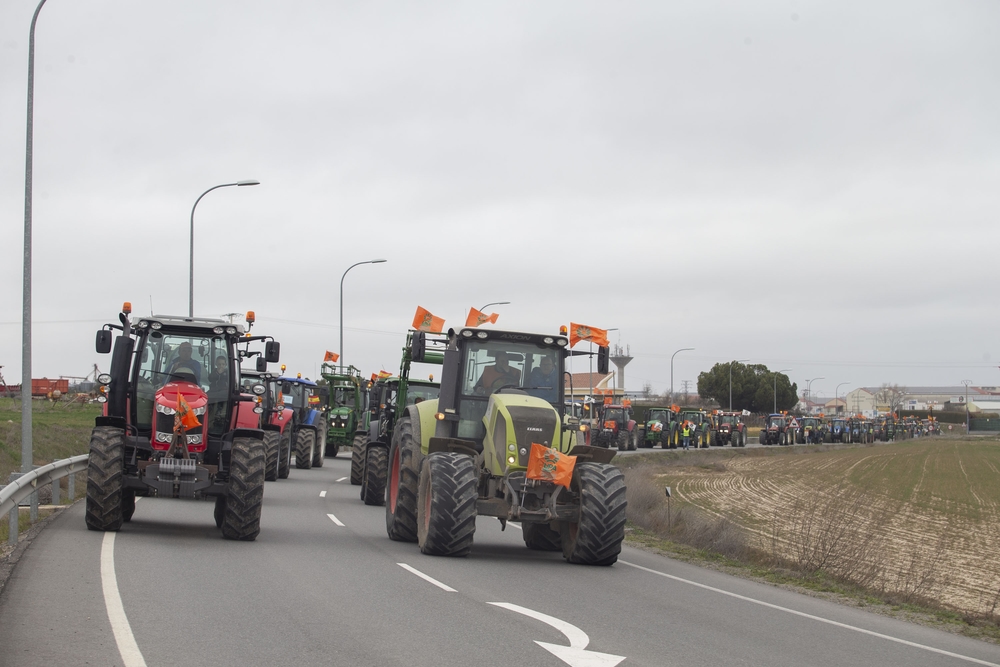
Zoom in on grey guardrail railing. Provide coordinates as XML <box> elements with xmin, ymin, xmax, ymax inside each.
<box><xmin>3</xmin><ymin>454</ymin><xmax>89</xmax><ymax>545</ymax></box>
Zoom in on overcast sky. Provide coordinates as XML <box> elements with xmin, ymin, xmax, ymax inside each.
<box><xmin>2</xmin><ymin>0</ymin><xmax>998</xmax><ymax>398</ymax></box>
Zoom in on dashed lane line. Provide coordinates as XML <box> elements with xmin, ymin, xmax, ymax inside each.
<box><xmin>397</xmin><ymin>563</ymin><xmax>457</xmax><ymax>592</ymax></box>
<box><xmin>101</xmin><ymin>533</ymin><xmax>147</xmax><ymax>667</ymax></box>
<box><xmin>619</xmin><ymin>560</ymin><xmax>1000</xmax><ymax>667</ymax></box>
<box><xmin>319</xmin><ymin>491</ymin><xmax>327</xmax><ymax>498</ymax></box>
<box><xmin>335</xmin><ymin>477</ymin><xmax>348</xmax><ymax>482</ymax></box>
<box><xmin>327</xmin><ymin>513</ymin><xmax>345</xmax><ymax>526</ymax></box>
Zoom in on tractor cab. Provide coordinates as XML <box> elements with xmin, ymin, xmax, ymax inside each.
<box><xmin>648</xmin><ymin>408</ymin><xmax>674</xmax><ymax>425</ymax></box>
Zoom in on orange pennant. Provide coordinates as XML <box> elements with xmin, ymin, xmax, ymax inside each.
<box><xmin>526</xmin><ymin>443</ymin><xmax>576</xmax><ymax>489</ymax></box>
<box><xmin>324</xmin><ymin>350</ymin><xmax>339</xmax><ymax>362</ymax></box>
<box><xmin>176</xmin><ymin>392</ymin><xmax>201</xmax><ymax>430</ymax></box>
<box><xmin>568</xmin><ymin>322</ymin><xmax>609</xmax><ymax>348</ymax></box>
<box><xmin>465</xmin><ymin>307</ymin><xmax>499</xmax><ymax>328</ymax></box>
<box><xmin>412</xmin><ymin>306</ymin><xmax>445</xmax><ymax>333</ymax></box>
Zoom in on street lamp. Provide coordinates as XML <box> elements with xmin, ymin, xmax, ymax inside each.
<box><xmin>340</xmin><ymin>259</ymin><xmax>387</xmax><ymax>367</ymax></box>
<box><xmin>774</xmin><ymin>369</ymin><xmax>792</xmax><ymax>414</ymax></box>
<box><xmin>963</xmin><ymin>379</ymin><xmax>972</xmax><ymax>433</ymax></box>
<box><xmin>806</xmin><ymin>377</ymin><xmax>825</xmax><ymax>404</ymax></box>
<box><xmin>189</xmin><ymin>180</ymin><xmax>260</xmax><ymax>317</ymax></box>
<box><xmin>671</xmin><ymin>348</ymin><xmax>695</xmax><ymax>400</ymax></box>
<box><xmin>480</xmin><ymin>301</ymin><xmax>510</xmax><ymax>311</ymax></box>
<box><xmin>835</xmin><ymin>382</ymin><xmax>850</xmax><ymax>416</ymax></box>
<box><xmin>729</xmin><ymin>359</ymin><xmax>749</xmax><ymax>411</ymax></box>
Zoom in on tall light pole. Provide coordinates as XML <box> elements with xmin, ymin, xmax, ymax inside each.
<box><xmin>189</xmin><ymin>180</ymin><xmax>259</xmax><ymax>317</ymax></box>
<box><xmin>20</xmin><ymin>0</ymin><xmax>49</xmax><ymax>528</ymax></box>
<box><xmin>729</xmin><ymin>359</ymin><xmax>749</xmax><ymax>410</ymax></box>
<box><xmin>671</xmin><ymin>348</ymin><xmax>694</xmax><ymax>400</ymax></box>
<box><xmin>340</xmin><ymin>259</ymin><xmax>387</xmax><ymax>366</ymax></box>
<box><xmin>774</xmin><ymin>369</ymin><xmax>792</xmax><ymax>414</ymax></box>
<box><xmin>480</xmin><ymin>301</ymin><xmax>510</xmax><ymax>311</ymax></box>
<box><xmin>963</xmin><ymin>379</ymin><xmax>972</xmax><ymax>433</ymax></box>
<box><xmin>806</xmin><ymin>377</ymin><xmax>825</xmax><ymax>405</ymax></box>
<box><xmin>835</xmin><ymin>382</ymin><xmax>850</xmax><ymax>416</ymax></box>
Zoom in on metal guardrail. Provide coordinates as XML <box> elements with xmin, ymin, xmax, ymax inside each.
<box><xmin>2</xmin><ymin>454</ymin><xmax>89</xmax><ymax>546</ymax></box>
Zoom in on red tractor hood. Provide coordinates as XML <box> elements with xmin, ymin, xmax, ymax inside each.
<box><xmin>155</xmin><ymin>381</ymin><xmax>208</xmax><ymax>410</ymax></box>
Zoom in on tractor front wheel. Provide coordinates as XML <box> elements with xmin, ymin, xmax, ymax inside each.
<box><xmin>295</xmin><ymin>429</ymin><xmax>315</xmax><ymax>469</ymax></box>
<box><xmin>350</xmin><ymin>433</ymin><xmax>366</xmax><ymax>485</ymax></box>
<box><xmin>561</xmin><ymin>463</ymin><xmax>627</xmax><ymax>566</ymax></box>
<box><xmin>361</xmin><ymin>444</ymin><xmax>388</xmax><ymax>506</ymax></box>
<box><xmin>417</xmin><ymin>452</ymin><xmax>477</xmax><ymax>557</ymax></box>
<box><xmin>385</xmin><ymin>415</ymin><xmax>421</xmax><ymax>542</ymax></box>
<box><xmin>312</xmin><ymin>418</ymin><xmax>326</xmax><ymax>467</ymax></box>
<box><xmin>615</xmin><ymin>431</ymin><xmax>629</xmax><ymax>451</ymax></box>
<box><xmin>221</xmin><ymin>436</ymin><xmax>265</xmax><ymax>541</ymax></box>
<box><xmin>277</xmin><ymin>431</ymin><xmax>291</xmax><ymax>479</ymax></box>
<box><xmin>85</xmin><ymin>426</ymin><xmax>125</xmax><ymax>532</ymax></box>
<box><xmin>263</xmin><ymin>430</ymin><xmax>280</xmax><ymax>482</ymax></box>
<box><xmin>523</xmin><ymin>522</ymin><xmax>562</xmax><ymax>551</ymax></box>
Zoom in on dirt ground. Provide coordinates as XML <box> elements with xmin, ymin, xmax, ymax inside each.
<box><xmin>657</xmin><ymin>439</ymin><xmax>1000</xmax><ymax>615</ymax></box>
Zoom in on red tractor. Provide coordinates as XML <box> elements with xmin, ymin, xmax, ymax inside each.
<box><xmin>239</xmin><ymin>366</ymin><xmax>294</xmax><ymax>481</ymax></box>
<box><xmin>87</xmin><ymin>304</ymin><xmax>280</xmax><ymax>540</ymax></box>
<box><xmin>712</xmin><ymin>411</ymin><xmax>747</xmax><ymax>447</ymax></box>
<box><xmin>594</xmin><ymin>402</ymin><xmax>638</xmax><ymax>451</ymax></box>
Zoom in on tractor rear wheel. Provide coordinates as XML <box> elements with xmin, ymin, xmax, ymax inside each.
<box><xmin>523</xmin><ymin>522</ymin><xmax>562</xmax><ymax>551</ymax></box>
<box><xmin>263</xmin><ymin>430</ymin><xmax>280</xmax><ymax>482</ymax></box>
<box><xmin>385</xmin><ymin>415</ymin><xmax>421</xmax><ymax>542</ymax></box>
<box><xmin>312</xmin><ymin>418</ymin><xmax>326</xmax><ymax>467</ymax></box>
<box><xmin>361</xmin><ymin>444</ymin><xmax>387</xmax><ymax>506</ymax></box>
<box><xmin>214</xmin><ymin>496</ymin><xmax>225</xmax><ymax>528</ymax></box>
<box><xmin>295</xmin><ymin>429</ymin><xmax>315</xmax><ymax>469</ymax></box>
<box><xmin>85</xmin><ymin>426</ymin><xmax>125</xmax><ymax>532</ymax></box>
<box><xmin>628</xmin><ymin>430</ymin><xmax>637</xmax><ymax>451</ymax></box>
<box><xmin>277</xmin><ymin>431</ymin><xmax>291</xmax><ymax>479</ymax></box>
<box><xmin>615</xmin><ymin>431</ymin><xmax>628</xmax><ymax>451</ymax></box>
<box><xmin>711</xmin><ymin>431</ymin><xmax>719</xmax><ymax>447</ymax></box>
<box><xmin>417</xmin><ymin>452</ymin><xmax>478</xmax><ymax>557</ymax></box>
<box><xmin>122</xmin><ymin>490</ymin><xmax>136</xmax><ymax>522</ymax></box>
<box><xmin>350</xmin><ymin>433</ymin><xmax>366</xmax><ymax>485</ymax></box>
<box><xmin>668</xmin><ymin>423</ymin><xmax>678</xmax><ymax>448</ymax></box>
<box><xmin>561</xmin><ymin>463</ymin><xmax>626</xmax><ymax>565</ymax></box>
<box><xmin>221</xmin><ymin>436</ymin><xmax>265</xmax><ymax>541</ymax></box>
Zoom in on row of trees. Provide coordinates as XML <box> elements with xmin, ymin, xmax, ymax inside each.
<box><xmin>696</xmin><ymin>362</ymin><xmax>798</xmax><ymax>413</ymax></box>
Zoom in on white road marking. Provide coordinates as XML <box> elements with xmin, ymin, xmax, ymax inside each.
<box><xmin>488</xmin><ymin>602</ymin><xmax>625</xmax><ymax>667</ymax></box>
<box><xmin>335</xmin><ymin>476</ymin><xmax>347</xmax><ymax>482</ymax></box>
<box><xmin>319</xmin><ymin>491</ymin><xmax>327</xmax><ymax>498</ymax></box>
<box><xmin>397</xmin><ymin>563</ymin><xmax>457</xmax><ymax>592</ymax></box>
<box><xmin>101</xmin><ymin>533</ymin><xmax>147</xmax><ymax>667</ymax></box>
<box><xmin>619</xmin><ymin>560</ymin><xmax>1000</xmax><ymax>667</ymax></box>
<box><xmin>326</xmin><ymin>513</ymin><xmax>344</xmax><ymax>526</ymax></box>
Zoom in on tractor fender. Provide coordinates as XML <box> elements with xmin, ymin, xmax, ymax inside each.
<box><xmin>269</xmin><ymin>407</ymin><xmax>293</xmax><ymax>433</ymax></box>
<box><xmin>405</xmin><ymin>400</ymin><xmax>438</xmax><ymax>456</ymax></box>
<box><xmin>234</xmin><ymin>398</ymin><xmax>261</xmax><ymax>430</ymax></box>
<box><xmin>626</xmin><ymin>419</ymin><xmax>637</xmax><ymax>432</ymax></box>
<box><xmin>302</xmin><ymin>408</ymin><xmax>320</xmax><ymax>426</ymax></box>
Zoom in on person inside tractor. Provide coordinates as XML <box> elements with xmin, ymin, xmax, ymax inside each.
<box><xmin>167</xmin><ymin>342</ymin><xmax>202</xmax><ymax>383</ymax></box>
<box><xmin>208</xmin><ymin>355</ymin><xmax>228</xmax><ymax>392</ymax></box>
<box><xmin>526</xmin><ymin>354</ymin><xmax>560</xmax><ymax>402</ymax></box>
<box><xmin>473</xmin><ymin>350</ymin><xmax>522</xmax><ymax>395</ymax></box>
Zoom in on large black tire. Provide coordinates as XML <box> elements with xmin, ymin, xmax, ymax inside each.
<box><xmin>523</xmin><ymin>522</ymin><xmax>562</xmax><ymax>551</ymax></box>
<box><xmin>221</xmin><ymin>436</ymin><xmax>265</xmax><ymax>541</ymax></box>
<box><xmin>668</xmin><ymin>423</ymin><xmax>678</xmax><ymax>449</ymax></box>
<box><xmin>711</xmin><ymin>431</ymin><xmax>719</xmax><ymax>447</ymax></box>
<box><xmin>385</xmin><ymin>415</ymin><xmax>420</xmax><ymax>542</ymax></box>
<box><xmin>85</xmin><ymin>426</ymin><xmax>125</xmax><ymax>532</ymax></box>
<box><xmin>214</xmin><ymin>496</ymin><xmax>226</xmax><ymax>528</ymax></box>
<box><xmin>277</xmin><ymin>431</ymin><xmax>291</xmax><ymax>479</ymax></box>
<box><xmin>561</xmin><ymin>463</ymin><xmax>627</xmax><ymax>565</ymax></box>
<box><xmin>122</xmin><ymin>490</ymin><xmax>136</xmax><ymax>522</ymax></box>
<box><xmin>350</xmin><ymin>433</ymin><xmax>366</xmax><ymax>485</ymax></box>
<box><xmin>361</xmin><ymin>444</ymin><xmax>388</xmax><ymax>506</ymax></box>
<box><xmin>628</xmin><ymin>430</ymin><xmax>638</xmax><ymax>451</ymax></box>
<box><xmin>417</xmin><ymin>452</ymin><xmax>478</xmax><ymax>557</ymax></box>
<box><xmin>312</xmin><ymin>419</ymin><xmax>326</xmax><ymax>468</ymax></box>
<box><xmin>615</xmin><ymin>431</ymin><xmax>629</xmax><ymax>452</ymax></box>
<box><xmin>295</xmin><ymin>429</ymin><xmax>315</xmax><ymax>469</ymax></box>
<box><xmin>263</xmin><ymin>430</ymin><xmax>280</xmax><ymax>482</ymax></box>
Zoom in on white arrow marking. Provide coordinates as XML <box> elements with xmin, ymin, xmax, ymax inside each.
<box><xmin>326</xmin><ymin>513</ymin><xmax>344</xmax><ymax>526</ymax></box>
<box><xmin>488</xmin><ymin>602</ymin><xmax>625</xmax><ymax>667</ymax></box>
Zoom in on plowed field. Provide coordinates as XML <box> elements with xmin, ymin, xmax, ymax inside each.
<box><xmin>658</xmin><ymin>439</ymin><xmax>1000</xmax><ymax>614</ymax></box>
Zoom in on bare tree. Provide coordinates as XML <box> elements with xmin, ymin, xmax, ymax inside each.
<box><xmin>875</xmin><ymin>383</ymin><xmax>908</xmax><ymax>415</ymax></box>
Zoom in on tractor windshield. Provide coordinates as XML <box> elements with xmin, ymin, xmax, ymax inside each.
<box><xmin>719</xmin><ymin>415</ymin><xmax>738</xmax><ymax>425</ymax></box>
<box><xmin>405</xmin><ymin>383</ymin><xmax>439</xmax><ymax>406</ymax></box>
<box><xmin>802</xmin><ymin>418</ymin><xmax>818</xmax><ymax>428</ymax></box>
<box><xmin>649</xmin><ymin>409</ymin><xmax>669</xmax><ymax>422</ymax></box>
<box><xmin>767</xmin><ymin>416</ymin><xmax>785</xmax><ymax>428</ymax></box>
<box><xmin>682</xmin><ymin>413</ymin><xmax>703</xmax><ymax>425</ymax></box>
<box><xmin>331</xmin><ymin>387</ymin><xmax>355</xmax><ymax>408</ymax></box>
<box><xmin>604</xmin><ymin>408</ymin><xmax>625</xmax><ymax>423</ymax></box>
<box><xmin>134</xmin><ymin>331</ymin><xmax>232</xmax><ymax>434</ymax></box>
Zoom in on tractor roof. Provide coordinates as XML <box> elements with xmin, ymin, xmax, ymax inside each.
<box><xmin>452</xmin><ymin>328</ymin><xmax>569</xmax><ymax>349</ymax></box>
<box><xmin>135</xmin><ymin>315</ymin><xmax>246</xmax><ymax>334</ymax></box>
<box><xmin>278</xmin><ymin>376</ymin><xmax>317</xmax><ymax>387</ymax></box>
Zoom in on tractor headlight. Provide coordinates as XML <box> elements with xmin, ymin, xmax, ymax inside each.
<box><xmin>556</xmin><ymin>338</ymin><xmax>568</xmax><ymax>347</ymax></box>
<box><xmin>137</xmin><ymin>320</ymin><xmax>149</xmax><ymax>329</ymax></box>
<box><xmin>461</xmin><ymin>329</ymin><xmax>473</xmax><ymax>337</ymax></box>
<box><xmin>252</xmin><ymin>383</ymin><xmax>266</xmax><ymax>395</ymax></box>
<box><xmin>156</xmin><ymin>404</ymin><xmax>176</xmax><ymax>415</ymax></box>
<box><xmin>226</xmin><ymin>327</ymin><xmax>237</xmax><ymax>335</ymax></box>
<box><xmin>476</xmin><ymin>331</ymin><xmax>488</xmax><ymax>339</ymax></box>
<box><xmin>543</xmin><ymin>337</ymin><xmax>554</xmax><ymax>344</ymax></box>
<box><xmin>150</xmin><ymin>321</ymin><xmax>162</xmax><ymax>330</ymax></box>
<box><xmin>96</xmin><ymin>395</ymin><xmax>107</xmax><ymax>403</ymax></box>
<box><xmin>213</xmin><ymin>326</ymin><xmax>224</xmax><ymax>334</ymax></box>
<box><xmin>508</xmin><ymin>444</ymin><xmax>516</xmax><ymax>452</ymax></box>
<box><xmin>507</xmin><ymin>456</ymin><xmax>516</xmax><ymax>464</ymax></box>
<box><xmin>192</xmin><ymin>406</ymin><xmax>206</xmax><ymax>416</ymax></box>
<box><xmin>97</xmin><ymin>373</ymin><xmax>112</xmax><ymax>385</ymax></box>
<box><xmin>253</xmin><ymin>405</ymin><xmax>263</xmax><ymax>414</ymax></box>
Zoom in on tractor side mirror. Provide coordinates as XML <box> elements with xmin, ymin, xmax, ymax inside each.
<box><xmin>410</xmin><ymin>331</ymin><xmax>426</xmax><ymax>363</ymax></box>
<box><xmin>96</xmin><ymin>330</ymin><xmax>112</xmax><ymax>354</ymax></box>
<box><xmin>256</xmin><ymin>357</ymin><xmax>268</xmax><ymax>372</ymax></box>
<box><xmin>265</xmin><ymin>341</ymin><xmax>280</xmax><ymax>363</ymax></box>
<box><xmin>597</xmin><ymin>346</ymin><xmax>610</xmax><ymax>375</ymax></box>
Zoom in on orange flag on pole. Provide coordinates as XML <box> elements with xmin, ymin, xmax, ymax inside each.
<box><xmin>465</xmin><ymin>307</ymin><xmax>499</xmax><ymax>328</ymax></box>
<box><xmin>176</xmin><ymin>392</ymin><xmax>201</xmax><ymax>431</ymax></box>
<box><xmin>323</xmin><ymin>350</ymin><xmax>339</xmax><ymax>362</ymax></box>
<box><xmin>568</xmin><ymin>322</ymin><xmax>609</xmax><ymax>348</ymax></box>
<box><xmin>412</xmin><ymin>306</ymin><xmax>445</xmax><ymax>333</ymax></box>
<box><xmin>378</xmin><ymin>370</ymin><xmax>392</xmax><ymax>379</ymax></box>
<box><xmin>526</xmin><ymin>443</ymin><xmax>577</xmax><ymax>489</ymax></box>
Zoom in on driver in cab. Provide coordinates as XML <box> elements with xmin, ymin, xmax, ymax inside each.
<box><xmin>474</xmin><ymin>350</ymin><xmax>521</xmax><ymax>395</ymax></box>
<box><xmin>167</xmin><ymin>342</ymin><xmax>202</xmax><ymax>384</ymax></box>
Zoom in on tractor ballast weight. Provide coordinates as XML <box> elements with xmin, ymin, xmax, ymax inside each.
<box><xmin>383</xmin><ymin>327</ymin><xmax>625</xmax><ymax>565</ymax></box>
<box><xmin>86</xmin><ymin>307</ymin><xmax>279</xmax><ymax>540</ymax></box>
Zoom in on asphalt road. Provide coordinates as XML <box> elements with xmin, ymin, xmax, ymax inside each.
<box><xmin>1</xmin><ymin>454</ymin><xmax>998</xmax><ymax>667</ymax></box>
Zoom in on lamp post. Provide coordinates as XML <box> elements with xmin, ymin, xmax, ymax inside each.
<box><xmin>963</xmin><ymin>379</ymin><xmax>972</xmax><ymax>433</ymax></box>
<box><xmin>806</xmin><ymin>377</ymin><xmax>825</xmax><ymax>405</ymax></box>
<box><xmin>189</xmin><ymin>180</ymin><xmax>260</xmax><ymax>317</ymax></box>
<box><xmin>340</xmin><ymin>259</ymin><xmax>387</xmax><ymax>367</ymax></box>
<box><xmin>671</xmin><ymin>348</ymin><xmax>694</xmax><ymax>400</ymax></box>
<box><xmin>479</xmin><ymin>301</ymin><xmax>510</xmax><ymax>311</ymax></box>
<box><xmin>835</xmin><ymin>382</ymin><xmax>850</xmax><ymax>416</ymax></box>
<box><xmin>774</xmin><ymin>369</ymin><xmax>792</xmax><ymax>414</ymax></box>
<box><xmin>729</xmin><ymin>359</ymin><xmax>749</xmax><ymax>410</ymax></box>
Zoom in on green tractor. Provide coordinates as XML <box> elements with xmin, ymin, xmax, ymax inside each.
<box><xmin>358</xmin><ymin>331</ymin><xmax>442</xmax><ymax>505</ymax></box>
<box><xmin>320</xmin><ymin>364</ymin><xmax>366</xmax><ymax>461</ymax></box>
<box><xmin>678</xmin><ymin>409</ymin><xmax>712</xmax><ymax>448</ymax></box>
<box><xmin>637</xmin><ymin>406</ymin><xmax>680</xmax><ymax>448</ymax></box>
<box><xmin>384</xmin><ymin>327</ymin><xmax>626</xmax><ymax>565</ymax></box>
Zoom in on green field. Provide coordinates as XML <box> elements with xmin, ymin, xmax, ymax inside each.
<box><xmin>0</xmin><ymin>398</ymin><xmax>99</xmax><ymax>483</ymax></box>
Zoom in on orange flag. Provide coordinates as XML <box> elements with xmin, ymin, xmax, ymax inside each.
<box><xmin>176</xmin><ymin>392</ymin><xmax>202</xmax><ymax>431</ymax></box>
<box><xmin>568</xmin><ymin>322</ymin><xmax>609</xmax><ymax>348</ymax></box>
<box><xmin>378</xmin><ymin>370</ymin><xmax>392</xmax><ymax>379</ymax></box>
<box><xmin>465</xmin><ymin>307</ymin><xmax>499</xmax><ymax>327</ymax></box>
<box><xmin>412</xmin><ymin>306</ymin><xmax>445</xmax><ymax>333</ymax></box>
<box><xmin>526</xmin><ymin>443</ymin><xmax>576</xmax><ymax>489</ymax></box>
<box><xmin>324</xmin><ymin>350</ymin><xmax>339</xmax><ymax>362</ymax></box>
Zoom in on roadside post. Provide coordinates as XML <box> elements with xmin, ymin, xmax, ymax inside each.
<box><xmin>665</xmin><ymin>486</ymin><xmax>672</xmax><ymax>532</ymax></box>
